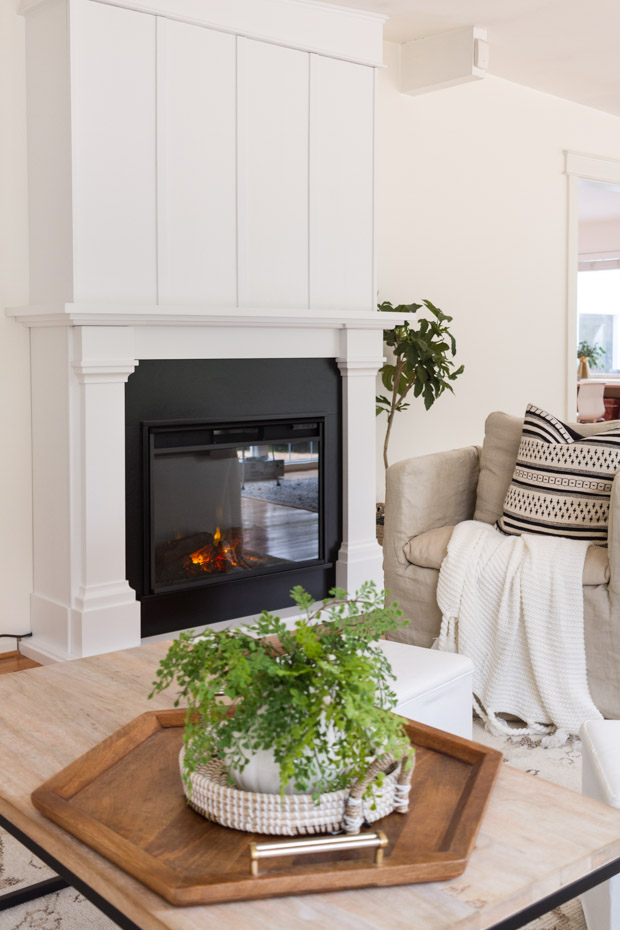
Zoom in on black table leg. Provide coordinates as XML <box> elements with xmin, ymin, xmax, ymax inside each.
<box><xmin>0</xmin><ymin>876</ymin><xmax>69</xmax><ymax>911</ymax></box>
<box><xmin>487</xmin><ymin>855</ymin><xmax>620</xmax><ymax>930</ymax></box>
<box><xmin>0</xmin><ymin>814</ymin><xmax>143</xmax><ymax>930</ymax></box>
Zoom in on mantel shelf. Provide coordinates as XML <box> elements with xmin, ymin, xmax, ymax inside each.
<box><xmin>7</xmin><ymin>304</ymin><xmax>408</xmax><ymax>330</ymax></box>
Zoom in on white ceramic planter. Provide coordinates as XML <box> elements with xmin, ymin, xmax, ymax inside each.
<box><xmin>228</xmin><ymin>723</ymin><xmax>343</xmax><ymax>795</ymax></box>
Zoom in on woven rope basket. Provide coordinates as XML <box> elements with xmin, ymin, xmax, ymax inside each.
<box><xmin>180</xmin><ymin>746</ymin><xmax>415</xmax><ymax>836</ymax></box>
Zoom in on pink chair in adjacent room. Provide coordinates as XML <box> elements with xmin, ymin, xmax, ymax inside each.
<box><xmin>577</xmin><ymin>381</ymin><xmax>606</xmax><ymax>423</ymax></box>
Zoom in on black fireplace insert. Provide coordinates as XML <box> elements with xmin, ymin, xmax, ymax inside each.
<box><xmin>148</xmin><ymin>417</ymin><xmax>323</xmax><ymax>591</ymax></box>
<box><xmin>125</xmin><ymin>359</ymin><xmax>342</xmax><ymax>637</ymax></box>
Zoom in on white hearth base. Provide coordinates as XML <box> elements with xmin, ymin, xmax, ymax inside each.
<box><xmin>11</xmin><ymin>304</ymin><xmax>400</xmax><ymax>661</ymax></box>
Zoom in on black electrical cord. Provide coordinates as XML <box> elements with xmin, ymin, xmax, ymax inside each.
<box><xmin>0</xmin><ymin>632</ymin><xmax>33</xmax><ymax>657</ymax></box>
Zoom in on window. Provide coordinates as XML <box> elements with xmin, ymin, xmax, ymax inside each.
<box><xmin>578</xmin><ymin>265</ymin><xmax>620</xmax><ymax>372</ymax></box>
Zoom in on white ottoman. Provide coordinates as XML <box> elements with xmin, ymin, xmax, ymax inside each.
<box><xmin>580</xmin><ymin>720</ymin><xmax>620</xmax><ymax>930</ymax></box>
<box><xmin>378</xmin><ymin>640</ymin><xmax>474</xmax><ymax>739</ymax></box>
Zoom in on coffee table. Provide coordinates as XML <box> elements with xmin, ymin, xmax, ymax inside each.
<box><xmin>1</xmin><ymin>641</ymin><xmax>619</xmax><ymax>930</ymax></box>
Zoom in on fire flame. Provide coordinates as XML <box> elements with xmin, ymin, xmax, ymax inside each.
<box><xmin>155</xmin><ymin>524</ymin><xmax>269</xmax><ymax>586</ymax></box>
<box><xmin>185</xmin><ymin>526</ymin><xmax>258</xmax><ymax>574</ymax></box>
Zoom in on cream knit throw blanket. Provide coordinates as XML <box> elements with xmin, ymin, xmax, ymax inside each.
<box><xmin>436</xmin><ymin>520</ymin><xmax>602</xmax><ymax>742</ymax></box>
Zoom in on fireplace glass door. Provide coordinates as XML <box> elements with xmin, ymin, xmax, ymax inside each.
<box><xmin>147</xmin><ymin>419</ymin><xmax>322</xmax><ymax>592</ymax></box>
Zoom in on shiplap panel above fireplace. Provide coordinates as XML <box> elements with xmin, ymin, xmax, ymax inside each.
<box><xmin>24</xmin><ymin>0</ymin><xmax>381</xmax><ymax>312</ymax></box>
<box><xmin>71</xmin><ymin>0</ymin><xmax>158</xmax><ymax>302</ymax></box>
<box><xmin>157</xmin><ymin>19</ymin><xmax>237</xmax><ymax>305</ymax></box>
<box><xmin>237</xmin><ymin>38</ymin><xmax>310</xmax><ymax>309</ymax></box>
<box><xmin>309</xmin><ymin>55</ymin><xmax>375</xmax><ymax>310</ymax></box>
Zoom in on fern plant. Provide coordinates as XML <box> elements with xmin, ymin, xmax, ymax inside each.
<box><xmin>150</xmin><ymin>582</ymin><xmax>412</xmax><ymax>799</ymax></box>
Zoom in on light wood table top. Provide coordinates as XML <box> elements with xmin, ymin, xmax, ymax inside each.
<box><xmin>1</xmin><ymin>642</ymin><xmax>620</xmax><ymax>930</ymax></box>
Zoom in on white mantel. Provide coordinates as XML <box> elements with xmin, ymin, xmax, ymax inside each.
<box><xmin>9</xmin><ymin>304</ymin><xmax>401</xmax><ymax>662</ymax></box>
<box><xmin>14</xmin><ymin>0</ymin><xmax>390</xmax><ymax>661</ymax></box>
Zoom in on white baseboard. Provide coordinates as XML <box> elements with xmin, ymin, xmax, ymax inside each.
<box><xmin>19</xmin><ymin>639</ymin><xmax>67</xmax><ymax>665</ymax></box>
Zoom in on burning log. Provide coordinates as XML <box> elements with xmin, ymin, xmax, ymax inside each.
<box><xmin>155</xmin><ymin>526</ymin><xmax>269</xmax><ymax>587</ymax></box>
<box><xmin>186</xmin><ymin>526</ymin><xmax>248</xmax><ymax>574</ymax></box>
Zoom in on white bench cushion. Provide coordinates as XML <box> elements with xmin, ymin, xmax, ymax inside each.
<box><xmin>581</xmin><ymin>720</ymin><xmax>620</xmax><ymax>808</ymax></box>
<box><xmin>377</xmin><ymin>640</ymin><xmax>473</xmax><ymax>739</ymax></box>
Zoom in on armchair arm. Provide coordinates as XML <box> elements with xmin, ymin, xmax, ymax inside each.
<box><xmin>384</xmin><ymin>446</ymin><xmax>481</xmax><ymax>542</ymax></box>
<box><xmin>382</xmin><ymin>446</ymin><xmax>480</xmax><ymax>648</ymax></box>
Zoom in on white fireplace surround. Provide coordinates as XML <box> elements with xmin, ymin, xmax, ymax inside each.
<box><xmin>12</xmin><ymin>0</ymin><xmax>395</xmax><ymax>661</ymax></box>
<box><xmin>8</xmin><ymin>303</ymin><xmax>397</xmax><ymax>662</ymax></box>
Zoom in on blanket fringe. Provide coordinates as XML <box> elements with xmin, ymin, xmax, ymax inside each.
<box><xmin>473</xmin><ymin>695</ymin><xmax>556</xmax><ymax>740</ymax></box>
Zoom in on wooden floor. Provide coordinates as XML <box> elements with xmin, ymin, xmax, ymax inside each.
<box><xmin>0</xmin><ymin>651</ymin><xmax>41</xmax><ymax>675</ymax></box>
<box><xmin>241</xmin><ymin>496</ymin><xmax>318</xmax><ymax>562</ymax></box>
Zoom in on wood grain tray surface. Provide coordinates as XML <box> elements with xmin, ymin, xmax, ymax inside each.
<box><xmin>31</xmin><ymin>709</ymin><xmax>502</xmax><ymax>907</ymax></box>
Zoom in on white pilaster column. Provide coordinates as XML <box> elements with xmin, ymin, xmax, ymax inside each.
<box><xmin>336</xmin><ymin>326</ymin><xmax>384</xmax><ymax>593</ymax></box>
<box><xmin>69</xmin><ymin>326</ymin><xmax>140</xmax><ymax>656</ymax></box>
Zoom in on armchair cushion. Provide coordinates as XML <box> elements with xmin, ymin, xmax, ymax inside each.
<box><xmin>473</xmin><ymin>412</ymin><xmax>523</xmax><ymax>524</ymax></box>
<box><xmin>496</xmin><ymin>405</ymin><xmax>620</xmax><ymax>543</ymax></box>
<box><xmin>403</xmin><ymin>525</ymin><xmax>455</xmax><ymax>569</ymax></box>
<box><xmin>404</xmin><ymin>523</ymin><xmax>610</xmax><ymax>585</ymax></box>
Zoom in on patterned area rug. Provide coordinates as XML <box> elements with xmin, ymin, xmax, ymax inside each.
<box><xmin>0</xmin><ymin>720</ymin><xmax>587</xmax><ymax>929</ymax></box>
<box><xmin>472</xmin><ymin>719</ymin><xmax>586</xmax><ymax>930</ymax></box>
<box><xmin>241</xmin><ymin>475</ymin><xmax>318</xmax><ymax>512</ymax></box>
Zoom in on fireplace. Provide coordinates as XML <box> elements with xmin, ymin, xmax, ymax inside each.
<box><xmin>12</xmin><ymin>0</ymin><xmax>391</xmax><ymax>662</ymax></box>
<box><xmin>8</xmin><ymin>306</ymin><xmax>389</xmax><ymax>661</ymax></box>
<box><xmin>126</xmin><ymin>358</ymin><xmax>341</xmax><ymax>637</ymax></box>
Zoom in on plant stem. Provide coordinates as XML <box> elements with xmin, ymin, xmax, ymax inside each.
<box><xmin>383</xmin><ymin>356</ymin><xmax>408</xmax><ymax>471</ymax></box>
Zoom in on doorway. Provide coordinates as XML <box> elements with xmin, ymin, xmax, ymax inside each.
<box><xmin>566</xmin><ymin>153</ymin><xmax>620</xmax><ymax>419</ymax></box>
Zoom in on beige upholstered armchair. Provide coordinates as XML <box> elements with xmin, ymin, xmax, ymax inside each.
<box><xmin>383</xmin><ymin>411</ymin><xmax>620</xmax><ymax>718</ymax></box>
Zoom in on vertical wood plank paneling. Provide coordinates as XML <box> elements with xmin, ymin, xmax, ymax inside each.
<box><xmin>24</xmin><ymin>0</ymin><xmax>73</xmax><ymax>304</ymax></box>
<box><xmin>310</xmin><ymin>56</ymin><xmax>374</xmax><ymax>311</ymax></box>
<box><xmin>71</xmin><ymin>1</ymin><xmax>157</xmax><ymax>302</ymax></box>
<box><xmin>157</xmin><ymin>20</ymin><xmax>237</xmax><ymax>305</ymax></box>
<box><xmin>237</xmin><ymin>37</ymin><xmax>309</xmax><ymax>309</ymax></box>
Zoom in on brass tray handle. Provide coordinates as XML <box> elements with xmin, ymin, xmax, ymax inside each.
<box><xmin>249</xmin><ymin>830</ymin><xmax>388</xmax><ymax>876</ymax></box>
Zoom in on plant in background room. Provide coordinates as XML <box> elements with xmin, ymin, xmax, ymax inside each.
<box><xmin>150</xmin><ymin>582</ymin><xmax>413</xmax><ymax>802</ymax></box>
<box><xmin>376</xmin><ymin>299</ymin><xmax>464</xmax><ymax>470</ymax></box>
<box><xmin>577</xmin><ymin>339</ymin><xmax>606</xmax><ymax>376</ymax></box>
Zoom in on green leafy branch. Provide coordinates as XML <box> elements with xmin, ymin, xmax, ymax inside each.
<box><xmin>376</xmin><ymin>299</ymin><xmax>464</xmax><ymax>469</ymax></box>
<box><xmin>150</xmin><ymin>582</ymin><xmax>411</xmax><ymax>801</ymax></box>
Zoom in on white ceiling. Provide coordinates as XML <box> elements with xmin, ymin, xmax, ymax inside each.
<box><xmin>318</xmin><ymin>0</ymin><xmax>620</xmax><ymax>117</ymax></box>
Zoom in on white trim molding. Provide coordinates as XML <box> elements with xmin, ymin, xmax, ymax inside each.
<box><xmin>566</xmin><ymin>152</ymin><xmax>620</xmax><ymax>185</ymax></box>
<box><xmin>8</xmin><ymin>303</ymin><xmax>403</xmax><ymax>330</ymax></box>
<box><xmin>564</xmin><ymin>150</ymin><xmax>620</xmax><ymax>421</ymax></box>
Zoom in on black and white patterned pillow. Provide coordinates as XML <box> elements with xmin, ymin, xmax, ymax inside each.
<box><xmin>497</xmin><ymin>404</ymin><xmax>620</xmax><ymax>543</ymax></box>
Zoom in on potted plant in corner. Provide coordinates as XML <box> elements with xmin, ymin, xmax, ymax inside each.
<box><xmin>376</xmin><ymin>299</ymin><xmax>465</xmax><ymax>471</ymax></box>
<box><xmin>577</xmin><ymin>339</ymin><xmax>606</xmax><ymax>378</ymax></box>
<box><xmin>150</xmin><ymin>582</ymin><xmax>415</xmax><ymax>836</ymax></box>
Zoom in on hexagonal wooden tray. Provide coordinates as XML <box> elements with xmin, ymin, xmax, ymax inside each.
<box><xmin>31</xmin><ymin>709</ymin><xmax>502</xmax><ymax>906</ymax></box>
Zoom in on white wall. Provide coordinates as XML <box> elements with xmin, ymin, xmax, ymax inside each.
<box><xmin>376</xmin><ymin>41</ymin><xmax>620</xmax><ymax>498</ymax></box>
<box><xmin>0</xmin><ymin>0</ymin><xmax>32</xmax><ymax>648</ymax></box>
